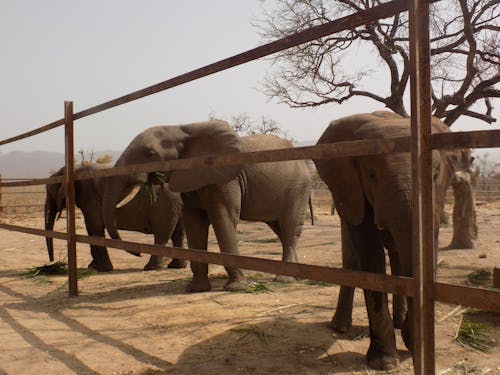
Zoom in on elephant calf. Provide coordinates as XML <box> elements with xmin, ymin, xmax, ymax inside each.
<box><xmin>45</xmin><ymin>164</ymin><xmax>187</xmax><ymax>272</ymax></box>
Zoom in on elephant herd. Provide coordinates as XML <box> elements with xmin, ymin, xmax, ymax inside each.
<box><xmin>44</xmin><ymin>111</ymin><xmax>458</xmax><ymax>370</ymax></box>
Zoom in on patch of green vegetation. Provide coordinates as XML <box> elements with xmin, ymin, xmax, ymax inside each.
<box><xmin>25</xmin><ymin>261</ymin><xmax>68</xmax><ymax>278</ymax></box>
<box><xmin>147</xmin><ymin>172</ymin><xmax>168</xmax><ymax>204</ymax></box>
<box><xmin>467</xmin><ymin>268</ymin><xmax>492</xmax><ymax>286</ymax></box>
<box><xmin>245</xmin><ymin>281</ymin><xmax>272</xmax><ymax>294</ymax></box>
<box><xmin>456</xmin><ymin>316</ymin><xmax>496</xmax><ymax>352</ymax></box>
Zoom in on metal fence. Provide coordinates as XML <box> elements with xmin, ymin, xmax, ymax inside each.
<box><xmin>0</xmin><ymin>1</ymin><xmax>499</xmax><ymax>373</ymax></box>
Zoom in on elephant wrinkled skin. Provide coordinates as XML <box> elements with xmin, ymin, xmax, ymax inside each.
<box><xmin>313</xmin><ymin>111</ymin><xmax>455</xmax><ymax>370</ymax></box>
<box><xmin>45</xmin><ymin>164</ymin><xmax>187</xmax><ymax>272</ymax></box>
<box><xmin>101</xmin><ymin>120</ymin><xmax>311</xmax><ymax>292</ymax></box>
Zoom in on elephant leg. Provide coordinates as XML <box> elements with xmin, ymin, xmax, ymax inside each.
<box><xmin>84</xmin><ymin>218</ymin><xmax>113</xmax><ymax>272</ymax></box>
<box><xmin>183</xmin><ymin>207</ymin><xmax>211</xmax><ymax>293</ymax></box>
<box><xmin>168</xmin><ymin>220</ymin><xmax>188</xmax><ymax>269</ymax></box>
<box><xmin>266</xmin><ymin>221</ymin><xmax>294</xmax><ymax>283</ymax></box>
<box><xmin>208</xmin><ymin>200</ymin><xmax>247</xmax><ymax>292</ymax></box>
<box><xmin>332</xmin><ymin>220</ymin><xmax>356</xmax><ymax>333</ymax></box>
<box><xmin>388</xmin><ymin>249</ymin><xmax>407</xmax><ymax>329</ymax></box>
<box><xmin>348</xmin><ymin>219</ymin><xmax>398</xmax><ymax>371</ymax></box>
<box><xmin>143</xmin><ymin>236</ymin><xmax>167</xmax><ymax>271</ymax></box>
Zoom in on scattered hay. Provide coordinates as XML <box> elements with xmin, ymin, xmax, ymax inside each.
<box><xmin>25</xmin><ymin>261</ymin><xmax>68</xmax><ymax>278</ymax></box>
<box><xmin>231</xmin><ymin>325</ymin><xmax>269</xmax><ymax>344</ymax></box>
<box><xmin>467</xmin><ymin>269</ymin><xmax>492</xmax><ymax>286</ymax></box>
<box><xmin>245</xmin><ymin>281</ymin><xmax>272</xmax><ymax>294</ymax></box>
<box><xmin>455</xmin><ymin>315</ymin><xmax>496</xmax><ymax>352</ymax></box>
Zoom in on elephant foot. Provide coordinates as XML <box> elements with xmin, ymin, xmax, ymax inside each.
<box><xmin>187</xmin><ymin>278</ymin><xmax>211</xmax><ymax>293</ymax></box>
<box><xmin>143</xmin><ymin>263</ymin><xmax>164</xmax><ymax>271</ymax></box>
<box><xmin>143</xmin><ymin>256</ymin><xmax>166</xmax><ymax>271</ymax></box>
<box><xmin>367</xmin><ymin>346</ymin><xmax>398</xmax><ymax>371</ymax></box>
<box><xmin>88</xmin><ymin>260</ymin><xmax>113</xmax><ymax>272</ymax></box>
<box><xmin>274</xmin><ymin>275</ymin><xmax>296</xmax><ymax>283</ymax></box>
<box><xmin>401</xmin><ymin>320</ymin><xmax>413</xmax><ymax>352</ymax></box>
<box><xmin>224</xmin><ymin>279</ymin><xmax>249</xmax><ymax>292</ymax></box>
<box><xmin>167</xmin><ymin>259</ymin><xmax>188</xmax><ymax>269</ymax></box>
<box><xmin>331</xmin><ymin>314</ymin><xmax>352</xmax><ymax>334</ymax></box>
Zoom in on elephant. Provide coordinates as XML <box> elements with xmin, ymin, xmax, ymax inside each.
<box><xmin>101</xmin><ymin>120</ymin><xmax>312</xmax><ymax>292</ymax></box>
<box><xmin>313</xmin><ymin>111</ymin><xmax>455</xmax><ymax>370</ymax></box>
<box><xmin>44</xmin><ymin>164</ymin><xmax>187</xmax><ymax>272</ymax></box>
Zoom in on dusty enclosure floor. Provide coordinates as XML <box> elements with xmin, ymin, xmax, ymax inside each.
<box><xmin>0</xmin><ymin>203</ymin><xmax>499</xmax><ymax>374</ymax></box>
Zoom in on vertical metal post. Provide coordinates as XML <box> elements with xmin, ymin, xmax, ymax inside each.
<box><xmin>64</xmin><ymin>101</ymin><xmax>78</xmax><ymax>297</ymax></box>
<box><xmin>409</xmin><ymin>0</ymin><xmax>434</xmax><ymax>374</ymax></box>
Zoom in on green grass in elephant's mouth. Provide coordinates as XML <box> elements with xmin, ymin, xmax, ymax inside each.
<box><xmin>146</xmin><ymin>172</ymin><xmax>168</xmax><ymax>204</ymax></box>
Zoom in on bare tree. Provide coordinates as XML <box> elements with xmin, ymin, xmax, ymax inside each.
<box><xmin>474</xmin><ymin>152</ymin><xmax>500</xmax><ymax>185</ymax></box>
<box><xmin>255</xmin><ymin>0</ymin><xmax>499</xmax><ymax>248</ymax></box>
<box><xmin>209</xmin><ymin>111</ymin><xmax>290</xmax><ymax>139</ymax></box>
<box><xmin>255</xmin><ymin>0</ymin><xmax>499</xmax><ymax>125</ymax></box>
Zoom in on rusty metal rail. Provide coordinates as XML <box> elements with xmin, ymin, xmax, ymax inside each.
<box><xmin>2</xmin><ymin>129</ymin><xmax>499</xmax><ymax>189</ymax></box>
<box><xmin>1</xmin><ymin>221</ymin><xmax>498</xmax><ymax>314</ymax></box>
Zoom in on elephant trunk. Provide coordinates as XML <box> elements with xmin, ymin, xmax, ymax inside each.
<box><xmin>101</xmin><ymin>174</ymin><xmax>143</xmax><ymax>257</ymax></box>
<box><xmin>44</xmin><ymin>196</ymin><xmax>59</xmax><ymax>262</ymax></box>
<box><xmin>102</xmin><ymin>181</ymin><xmax>122</xmax><ymax>241</ymax></box>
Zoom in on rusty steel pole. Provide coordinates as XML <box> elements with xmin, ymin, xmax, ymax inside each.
<box><xmin>409</xmin><ymin>0</ymin><xmax>434</xmax><ymax>373</ymax></box>
<box><xmin>64</xmin><ymin>101</ymin><xmax>78</xmax><ymax>297</ymax></box>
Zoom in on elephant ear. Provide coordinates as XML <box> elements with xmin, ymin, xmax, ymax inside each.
<box><xmin>168</xmin><ymin>121</ymin><xmax>243</xmax><ymax>193</ymax></box>
<box><xmin>320</xmin><ymin>157</ymin><xmax>365</xmax><ymax>226</ymax></box>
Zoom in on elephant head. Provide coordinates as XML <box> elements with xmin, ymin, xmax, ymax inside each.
<box><xmin>102</xmin><ymin>120</ymin><xmax>242</xmax><ymax>239</ymax></box>
<box><xmin>44</xmin><ymin>167</ymin><xmax>66</xmax><ymax>262</ymax></box>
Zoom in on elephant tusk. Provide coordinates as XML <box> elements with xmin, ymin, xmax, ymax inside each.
<box><xmin>116</xmin><ymin>184</ymin><xmax>142</xmax><ymax>208</ymax></box>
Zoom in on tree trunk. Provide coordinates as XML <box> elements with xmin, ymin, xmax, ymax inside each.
<box><xmin>447</xmin><ymin>171</ymin><xmax>478</xmax><ymax>249</ymax></box>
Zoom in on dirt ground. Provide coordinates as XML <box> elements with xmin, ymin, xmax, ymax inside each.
<box><xmin>0</xmin><ymin>201</ymin><xmax>499</xmax><ymax>375</ymax></box>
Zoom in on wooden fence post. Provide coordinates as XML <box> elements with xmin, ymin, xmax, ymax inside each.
<box><xmin>64</xmin><ymin>101</ymin><xmax>78</xmax><ymax>297</ymax></box>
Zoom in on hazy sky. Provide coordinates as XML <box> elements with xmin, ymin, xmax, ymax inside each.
<box><xmin>1</xmin><ymin>1</ymin><xmax>498</xmax><ymax>157</ymax></box>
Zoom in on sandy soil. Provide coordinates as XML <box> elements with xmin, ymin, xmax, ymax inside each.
<box><xmin>0</xmin><ymin>202</ymin><xmax>499</xmax><ymax>375</ymax></box>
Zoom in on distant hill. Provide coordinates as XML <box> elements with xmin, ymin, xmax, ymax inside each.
<box><xmin>0</xmin><ymin>150</ymin><xmax>122</xmax><ymax>179</ymax></box>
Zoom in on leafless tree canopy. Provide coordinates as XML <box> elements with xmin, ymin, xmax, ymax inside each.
<box><xmin>255</xmin><ymin>0</ymin><xmax>499</xmax><ymax>126</ymax></box>
<box><xmin>209</xmin><ymin>111</ymin><xmax>290</xmax><ymax>139</ymax></box>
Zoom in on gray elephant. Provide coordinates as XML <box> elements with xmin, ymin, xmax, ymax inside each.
<box><xmin>101</xmin><ymin>120</ymin><xmax>311</xmax><ymax>292</ymax></box>
<box><xmin>45</xmin><ymin>164</ymin><xmax>187</xmax><ymax>272</ymax></box>
<box><xmin>313</xmin><ymin>112</ymin><xmax>454</xmax><ymax>370</ymax></box>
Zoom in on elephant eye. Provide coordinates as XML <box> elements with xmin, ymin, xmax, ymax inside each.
<box><xmin>144</xmin><ymin>148</ymin><xmax>157</xmax><ymax>158</ymax></box>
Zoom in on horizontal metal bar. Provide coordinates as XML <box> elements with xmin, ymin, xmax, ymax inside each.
<box><xmin>0</xmin><ymin>204</ymin><xmax>44</xmax><ymax>208</ymax></box>
<box><xmin>434</xmin><ymin>282</ymin><xmax>500</xmax><ymax>312</ymax></box>
<box><xmin>0</xmin><ymin>0</ymin><xmax>412</xmax><ymax>146</ymax></box>
<box><xmin>2</xmin><ymin>128</ymin><xmax>499</xmax><ymax>188</ymax></box>
<box><xmin>432</xmin><ymin>129</ymin><xmax>500</xmax><ymax>150</ymax></box>
<box><xmin>0</xmin><ymin>222</ymin><xmax>67</xmax><ymax>240</ymax></box>
<box><xmin>0</xmin><ymin>191</ymin><xmax>45</xmax><ymax>195</ymax></box>
<box><xmin>1</xmin><ymin>222</ymin><xmax>499</xmax><ymax>312</ymax></box>
<box><xmin>0</xmin><ymin>222</ymin><xmax>413</xmax><ymax>296</ymax></box>
<box><xmin>1</xmin><ymin>176</ymin><xmax>63</xmax><ymax>188</ymax></box>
